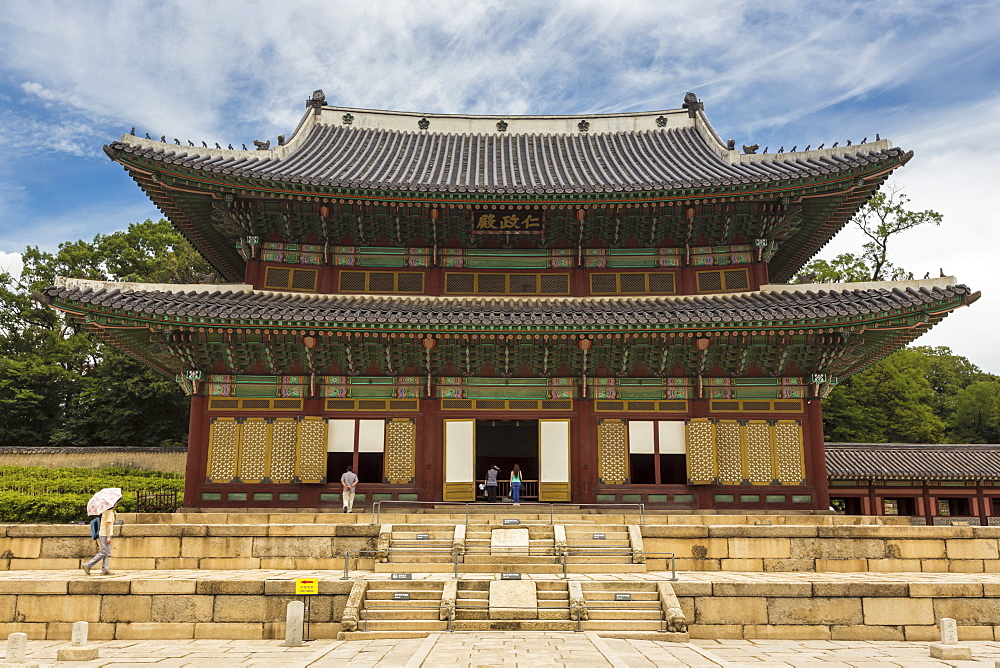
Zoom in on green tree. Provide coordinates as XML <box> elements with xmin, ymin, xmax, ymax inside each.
<box><xmin>823</xmin><ymin>349</ymin><xmax>945</xmax><ymax>443</ymax></box>
<box><xmin>0</xmin><ymin>219</ymin><xmax>210</xmax><ymax>446</ymax></box>
<box><xmin>950</xmin><ymin>380</ymin><xmax>1000</xmax><ymax>444</ymax></box>
<box><xmin>797</xmin><ymin>186</ymin><xmax>942</xmax><ymax>283</ymax></box>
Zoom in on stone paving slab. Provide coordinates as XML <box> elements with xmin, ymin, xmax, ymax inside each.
<box><xmin>5</xmin><ymin>568</ymin><xmax>1000</xmax><ymax>584</ymax></box>
<box><xmin>5</xmin><ymin>635</ymin><xmax>1000</xmax><ymax>666</ymax></box>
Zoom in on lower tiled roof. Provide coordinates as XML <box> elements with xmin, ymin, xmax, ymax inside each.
<box><xmin>826</xmin><ymin>443</ymin><xmax>1000</xmax><ymax>480</ymax></box>
<box><xmin>40</xmin><ymin>280</ymin><xmax>974</xmax><ymax>329</ymax></box>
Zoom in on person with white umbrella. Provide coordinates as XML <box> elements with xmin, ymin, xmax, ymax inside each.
<box><xmin>82</xmin><ymin>488</ymin><xmax>122</xmax><ymax>576</ymax></box>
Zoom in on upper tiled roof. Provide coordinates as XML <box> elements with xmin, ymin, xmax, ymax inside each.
<box><xmin>41</xmin><ymin>278</ymin><xmax>975</xmax><ymax>329</ymax></box>
<box><xmin>826</xmin><ymin>443</ymin><xmax>1000</xmax><ymax>480</ymax></box>
<box><xmin>107</xmin><ymin>103</ymin><xmax>908</xmax><ymax>195</ymax></box>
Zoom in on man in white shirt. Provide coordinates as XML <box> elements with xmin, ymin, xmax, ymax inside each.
<box><xmin>341</xmin><ymin>466</ymin><xmax>359</xmax><ymax>513</ymax></box>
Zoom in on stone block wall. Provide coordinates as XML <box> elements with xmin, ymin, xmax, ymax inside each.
<box><xmin>0</xmin><ymin>578</ymin><xmax>353</xmax><ymax>640</ymax></box>
<box><xmin>642</xmin><ymin>525</ymin><xmax>1000</xmax><ymax>573</ymax></box>
<box><xmin>0</xmin><ymin>522</ymin><xmax>379</xmax><ymax>571</ymax></box>
<box><xmin>674</xmin><ymin>580</ymin><xmax>1000</xmax><ymax>640</ymax></box>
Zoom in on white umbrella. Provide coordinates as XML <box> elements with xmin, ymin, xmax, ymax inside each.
<box><xmin>86</xmin><ymin>488</ymin><xmax>122</xmax><ymax>515</ymax></box>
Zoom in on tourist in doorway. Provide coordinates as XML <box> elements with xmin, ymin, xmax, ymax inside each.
<box><xmin>341</xmin><ymin>465</ymin><xmax>358</xmax><ymax>513</ymax></box>
<box><xmin>485</xmin><ymin>465</ymin><xmax>499</xmax><ymax>503</ymax></box>
<box><xmin>510</xmin><ymin>464</ymin><xmax>522</xmax><ymax>505</ymax></box>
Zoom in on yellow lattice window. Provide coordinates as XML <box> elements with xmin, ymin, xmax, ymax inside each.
<box><xmin>443</xmin><ymin>272</ymin><xmax>570</xmax><ymax>295</ymax></box>
<box><xmin>695</xmin><ymin>268</ymin><xmax>749</xmax><ymax>293</ymax></box>
<box><xmin>716</xmin><ymin>420</ymin><xmax>744</xmax><ymax>485</ymax></box>
<box><xmin>270</xmin><ymin>418</ymin><xmax>298</xmax><ymax>483</ymax></box>
<box><xmin>597</xmin><ymin>419</ymin><xmax>628</xmax><ymax>485</ymax></box>
<box><xmin>745</xmin><ymin>420</ymin><xmax>773</xmax><ymax>485</ymax></box>
<box><xmin>774</xmin><ymin>420</ymin><xmax>805</xmax><ymax>485</ymax></box>
<box><xmin>338</xmin><ymin>270</ymin><xmax>425</xmax><ymax>293</ymax></box>
<box><xmin>207</xmin><ymin>418</ymin><xmax>240</xmax><ymax>483</ymax></box>
<box><xmin>264</xmin><ymin>266</ymin><xmax>318</xmax><ymax>292</ymax></box>
<box><xmin>385</xmin><ymin>419</ymin><xmax>416</xmax><ymax>484</ymax></box>
<box><xmin>685</xmin><ymin>419</ymin><xmax>716</xmax><ymax>485</ymax></box>
<box><xmin>589</xmin><ymin>272</ymin><xmax>677</xmax><ymax>295</ymax></box>
<box><xmin>239</xmin><ymin>418</ymin><xmax>269</xmax><ymax>483</ymax></box>
<box><xmin>296</xmin><ymin>417</ymin><xmax>328</xmax><ymax>483</ymax></box>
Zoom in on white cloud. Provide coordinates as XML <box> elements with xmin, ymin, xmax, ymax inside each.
<box><xmin>0</xmin><ymin>252</ymin><xmax>22</xmax><ymax>281</ymax></box>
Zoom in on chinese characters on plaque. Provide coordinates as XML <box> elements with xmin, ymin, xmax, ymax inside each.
<box><xmin>471</xmin><ymin>209</ymin><xmax>544</xmax><ymax>234</ymax></box>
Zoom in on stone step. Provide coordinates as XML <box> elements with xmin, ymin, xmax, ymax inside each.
<box><xmin>367</xmin><ymin>580</ymin><xmax>446</xmax><ymax>590</ymax></box>
<box><xmin>581</xmin><ymin>620</ymin><xmax>663</xmax><ymax>631</ymax></box>
<box><xmin>464</xmin><ymin>555</ymin><xmax>560</xmax><ymax>565</ymax></box>
<box><xmin>581</xmin><ymin>581</ymin><xmax>658</xmax><ymax>591</ymax></box>
<box><xmin>585</xmin><ymin>610</ymin><xmax>661</xmax><ymax>621</ymax></box>
<box><xmin>337</xmin><ymin>630</ymin><xmax>432</xmax><ymax>641</ymax></box>
<box><xmin>585</xmin><ymin>593</ymin><xmax>659</xmax><ymax>602</ymax></box>
<box><xmin>539</xmin><ymin>609</ymin><xmax>571</xmax><ymax>620</ymax></box>
<box><xmin>537</xmin><ymin>591</ymin><xmax>568</xmax><ymax>600</ymax></box>
<box><xmin>374</xmin><ymin>563</ymin><xmax>458</xmax><ymax>573</ymax></box>
<box><xmin>383</xmin><ymin>555</ymin><xmax>454</xmax><ymax>564</ymax></box>
<box><xmin>457</xmin><ymin>590</ymin><xmax>489</xmax><ymax>599</ymax></box>
<box><xmin>362</xmin><ymin>609</ymin><xmax>442</xmax><ymax>621</ymax></box>
<box><xmin>391</xmin><ymin>537</ymin><xmax>454</xmax><ymax>544</ymax></box>
<box><xmin>359</xmin><ymin>620</ymin><xmax>449</xmax><ymax>632</ymax></box>
<box><xmin>365</xmin><ymin>592</ymin><xmax>443</xmax><ymax>601</ymax></box>
<box><xmin>451</xmin><ymin>620</ymin><xmax>578</xmax><ymax>631</ymax></box>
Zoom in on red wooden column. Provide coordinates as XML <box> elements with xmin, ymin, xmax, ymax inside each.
<box><xmin>805</xmin><ymin>398</ymin><xmax>830</xmax><ymax>510</ymax></box>
<box><xmin>573</xmin><ymin>399</ymin><xmax>597</xmax><ymax>504</ymax></box>
<box><xmin>417</xmin><ymin>399</ymin><xmax>443</xmax><ymax>501</ymax></box>
<box><xmin>184</xmin><ymin>394</ymin><xmax>209</xmax><ymax>508</ymax></box>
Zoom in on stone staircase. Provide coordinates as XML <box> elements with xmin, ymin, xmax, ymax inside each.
<box><xmin>579</xmin><ymin>581</ymin><xmax>662</xmax><ymax>631</ymax></box>
<box><xmin>349</xmin><ymin>578</ymin><xmax>675</xmax><ymax>636</ymax></box>
<box><xmin>374</xmin><ymin>519</ymin><xmax>645</xmax><ymax>575</ymax></box>
<box><xmin>356</xmin><ymin>580</ymin><xmax>447</xmax><ymax>634</ymax></box>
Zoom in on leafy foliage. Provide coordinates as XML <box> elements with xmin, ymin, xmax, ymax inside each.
<box><xmin>824</xmin><ymin>346</ymin><xmax>1000</xmax><ymax>444</ymax></box>
<box><xmin>0</xmin><ymin>466</ymin><xmax>184</xmax><ymax>523</ymax></box>
<box><xmin>0</xmin><ymin>219</ymin><xmax>210</xmax><ymax>446</ymax></box>
<box><xmin>796</xmin><ymin>186</ymin><xmax>942</xmax><ymax>283</ymax></box>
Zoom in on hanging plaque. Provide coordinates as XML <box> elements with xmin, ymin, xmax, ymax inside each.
<box><xmin>390</xmin><ymin>573</ymin><xmax>413</xmax><ymax>580</ymax></box>
<box><xmin>615</xmin><ymin>593</ymin><xmax>632</xmax><ymax>601</ymax></box>
<box><xmin>471</xmin><ymin>208</ymin><xmax>544</xmax><ymax>234</ymax></box>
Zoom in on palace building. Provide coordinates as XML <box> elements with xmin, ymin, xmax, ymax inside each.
<box><xmin>41</xmin><ymin>92</ymin><xmax>977</xmax><ymax>510</ymax></box>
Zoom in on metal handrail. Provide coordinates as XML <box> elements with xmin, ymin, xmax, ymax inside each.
<box><xmin>341</xmin><ymin>549</ymin><xmax>380</xmax><ymax>580</ymax></box>
<box><xmin>643</xmin><ymin>551</ymin><xmax>678</xmax><ymax>581</ymax></box>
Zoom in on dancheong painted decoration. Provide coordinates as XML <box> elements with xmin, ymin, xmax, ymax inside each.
<box><xmin>40</xmin><ymin>91</ymin><xmax>978</xmax><ymax>510</ymax></box>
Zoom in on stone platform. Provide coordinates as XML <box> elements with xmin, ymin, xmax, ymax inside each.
<box><xmin>0</xmin><ymin>509</ymin><xmax>997</xmax><ymax>642</ymax></box>
<box><xmin>0</xmin><ymin>568</ymin><xmax>999</xmax><ymax>641</ymax></box>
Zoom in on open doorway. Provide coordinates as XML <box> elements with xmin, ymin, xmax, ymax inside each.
<box><xmin>475</xmin><ymin>419</ymin><xmax>538</xmax><ymax>500</ymax></box>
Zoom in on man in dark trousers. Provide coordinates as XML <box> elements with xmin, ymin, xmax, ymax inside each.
<box><xmin>341</xmin><ymin>465</ymin><xmax>358</xmax><ymax>513</ymax></box>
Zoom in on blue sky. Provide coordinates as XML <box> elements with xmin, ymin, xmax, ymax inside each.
<box><xmin>0</xmin><ymin>0</ymin><xmax>998</xmax><ymax>370</ymax></box>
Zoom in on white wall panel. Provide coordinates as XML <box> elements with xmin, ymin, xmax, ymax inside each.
<box><xmin>628</xmin><ymin>420</ymin><xmax>655</xmax><ymax>454</ymax></box>
<box><xmin>444</xmin><ymin>420</ymin><xmax>475</xmax><ymax>483</ymax></box>
<box><xmin>327</xmin><ymin>419</ymin><xmax>355</xmax><ymax>453</ymax></box>
<box><xmin>539</xmin><ymin>419</ymin><xmax>570</xmax><ymax>482</ymax></box>
<box><xmin>358</xmin><ymin>419</ymin><xmax>386</xmax><ymax>452</ymax></box>
<box><xmin>658</xmin><ymin>421</ymin><xmax>687</xmax><ymax>454</ymax></box>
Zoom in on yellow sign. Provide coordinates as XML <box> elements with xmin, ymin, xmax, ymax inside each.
<box><xmin>295</xmin><ymin>578</ymin><xmax>319</xmax><ymax>595</ymax></box>
<box><xmin>471</xmin><ymin>209</ymin><xmax>544</xmax><ymax>234</ymax></box>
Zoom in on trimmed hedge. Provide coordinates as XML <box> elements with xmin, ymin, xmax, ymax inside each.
<box><xmin>0</xmin><ymin>466</ymin><xmax>184</xmax><ymax>522</ymax></box>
